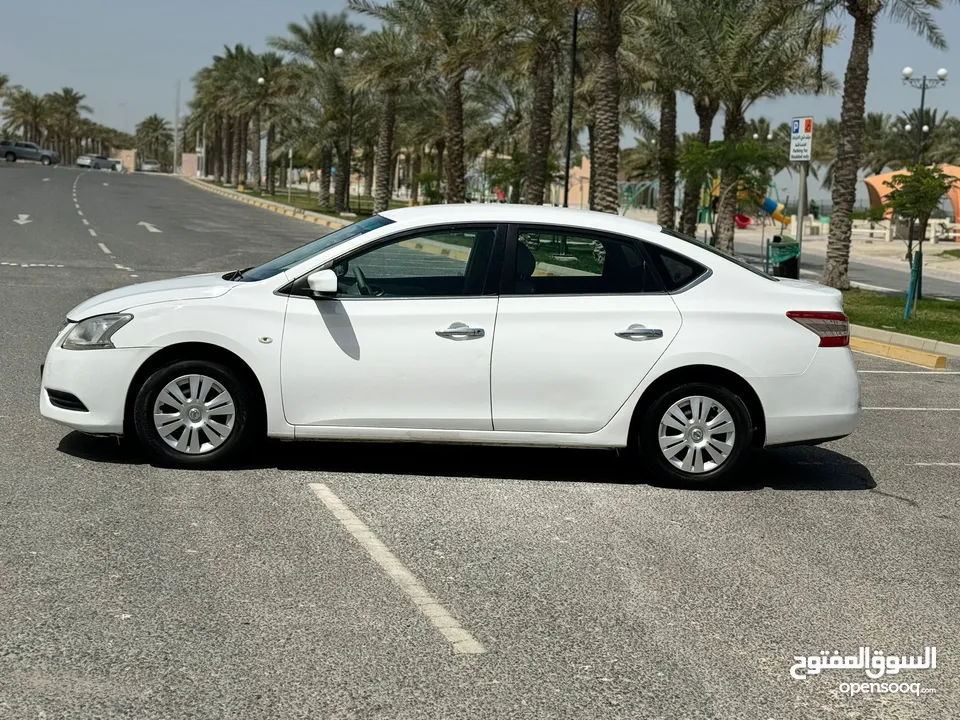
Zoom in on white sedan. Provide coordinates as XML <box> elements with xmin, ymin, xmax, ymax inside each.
<box><xmin>39</xmin><ymin>205</ymin><xmax>860</xmax><ymax>487</ymax></box>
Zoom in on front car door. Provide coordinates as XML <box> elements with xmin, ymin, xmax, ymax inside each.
<box><xmin>16</xmin><ymin>142</ymin><xmax>40</xmax><ymax>161</ymax></box>
<box><xmin>280</xmin><ymin>223</ymin><xmax>505</xmax><ymax>430</ymax></box>
<box><xmin>490</xmin><ymin>225</ymin><xmax>684</xmax><ymax>433</ymax></box>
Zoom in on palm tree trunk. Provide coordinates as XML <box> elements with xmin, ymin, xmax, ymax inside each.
<box><xmin>588</xmin><ymin>122</ymin><xmax>596</xmax><ymax>210</ymax></box>
<box><xmin>213</xmin><ymin>117</ymin><xmax>223</xmax><ymax>183</ymax></box>
<box><xmin>252</xmin><ymin>112</ymin><xmax>262</xmax><ymax>192</ymax></box>
<box><xmin>334</xmin><ymin>145</ymin><xmax>347</xmax><ymax>213</ymax></box>
<box><xmin>267</xmin><ymin>125</ymin><xmax>276</xmax><ymax>195</ymax></box>
<box><xmin>435</xmin><ymin>139</ymin><xmax>445</xmax><ymax>182</ymax></box>
<box><xmin>374</xmin><ymin>92</ymin><xmax>397</xmax><ymax>213</ymax></box>
<box><xmin>823</xmin><ymin>9</ymin><xmax>875</xmax><ymax>289</ymax></box>
<box><xmin>591</xmin><ymin>1</ymin><xmax>622</xmax><ymax>214</ymax></box>
<box><xmin>411</xmin><ymin>151</ymin><xmax>422</xmax><ymax>204</ymax></box>
<box><xmin>444</xmin><ymin>72</ymin><xmax>467</xmax><ymax>203</ymax></box>
<box><xmin>680</xmin><ymin>98</ymin><xmax>717</xmax><ymax>235</ymax></box>
<box><xmin>231</xmin><ymin>116</ymin><xmax>242</xmax><ymax>186</ymax></box>
<box><xmin>320</xmin><ymin>148</ymin><xmax>332</xmax><ymax>206</ymax></box>
<box><xmin>223</xmin><ymin>120</ymin><xmax>233</xmax><ymax>186</ymax></box>
<box><xmin>715</xmin><ymin>105</ymin><xmax>745</xmax><ymax>253</ymax></box>
<box><xmin>656</xmin><ymin>89</ymin><xmax>678</xmax><ymax>229</ymax></box>
<box><xmin>238</xmin><ymin>115</ymin><xmax>248</xmax><ymax>185</ymax></box>
<box><xmin>363</xmin><ymin>145</ymin><xmax>375</xmax><ymax>199</ymax></box>
<box><xmin>524</xmin><ymin>44</ymin><xmax>556</xmax><ymax>205</ymax></box>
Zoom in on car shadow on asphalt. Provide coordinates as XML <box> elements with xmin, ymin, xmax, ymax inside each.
<box><xmin>58</xmin><ymin>432</ymin><xmax>875</xmax><ymax>491</ymax></box>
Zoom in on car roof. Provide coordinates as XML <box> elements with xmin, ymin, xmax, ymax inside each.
<box><xmin>378</xmin><ymin>203</ymin><xmax>663</xmax><ymax>237</ymax></box>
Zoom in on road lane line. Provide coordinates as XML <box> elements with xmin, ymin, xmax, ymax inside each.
<box><xmin>88</xmin><ymin>228</ymin><xmax>97</xmax><ymax>237</ymax></box>
<box><xmin>77</xmin><ymin>210</ymin><xmax>83</xmax><ymax>216</ymax></box>
<box><xmin>913</xmin><ymin>462</ymin><xmax>960</xmax><ymax>467</ymax></box>
<box><xmin>98</xmin><ymin>243</ymin><xmax>111</xmax><ymax>255</ymax></box>
<box><xmin>114</xmin><ymin>263</ymin><xmax>124</xmax><ymax>269</ymax></box>
<box><xmin>308</xmin><ymin>483</ymin><xmax>486</xmax><ymax>655</ymax></box>
<box><xmin>82</xmin><ymin>219</ymin><xmax>89</xmax><ymax>225</ymax></box>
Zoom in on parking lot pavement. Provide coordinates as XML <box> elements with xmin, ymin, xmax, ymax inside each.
<box><xmin>3</xmin><ymin>165</ymin><xmax>959</xmax><ymax>717</ymax></box>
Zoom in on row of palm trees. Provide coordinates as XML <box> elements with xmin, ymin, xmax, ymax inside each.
<box><xmin>0</xmin><ymin>78</ymin><xmax>135</xmax><ymax>163</ymax></box>
<box><xmin>190</xmin><ymin>0</ymin><xmax>952</xmax><ymax>289</ymax></box>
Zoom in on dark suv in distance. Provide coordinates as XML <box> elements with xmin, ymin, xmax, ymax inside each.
<box><xmin>1</xmin><ymin>140</ymin><xmax>59</xmax><ymax>165</ymax></box>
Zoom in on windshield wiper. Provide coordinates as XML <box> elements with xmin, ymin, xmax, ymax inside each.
<box><xmin>226</xmin><ymin>266</ymin><xmax>254</xmax><ymax>281</ymax></box>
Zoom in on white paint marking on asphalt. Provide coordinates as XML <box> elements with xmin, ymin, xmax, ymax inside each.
<box><xmin>858</xmin><ymin>370</ymin><xmax>960</xmax><ymax>375</ymax></box>
<box><xmin>88</xmin><ymin>228</ymin><xmax>97</xmax><ymax>237</ymax></box>
<box><xmin>12</xmin><ymin>214</ymin><xmax>32</xmax><ymax>225</ymax></box>
<box><xmin>98</xmin><ymin>243</ymin><xmax>111</xmax><ymax>255</ymax></box>
<box><xmin>103</xmin><ymin>182</ymin><xmax>109</xmax><ymax>186</ymax></box>
<box><xmin>137</xmin><ymin>221</ymin><xmax>162</xmax><ymax>233</ymax></box>
<box><xmin>114</xmin><ymin>263</ymin><xmax>124</xmax><ymax>269</ymax></box>
<box><xmin>42</xmin><ymin>178</ymin><xmax>50</xmax><ymax>182</ymax></box>
<box><xmin>797</xmin><ymin>269</ymin><xmax>896</xmax><ymax>294</ymax></box>
<box><xmin>82</xmin><ymin>219</ymin><xmax>89</xmax><ymax>226</ymax></box>
<box><xmin>913</xmin><ymin>462</ymin><xmax>960</xmax><ymax>467</ymax></box>
<box><xmin>308</xmin><ymin>483</ymin><xmax>486</xmax><ymax>655</ymax></box>
<box><xmin>863</xmin><ymin>407</ymin><xmax>960</xmax><ymax>411</ymax></box>
<box><xmin>77</xmin><ymin>210</ymin><xmax>83</xmax><ymax>217</ymax></box>
<box><xmin>130</xmin><ymin>274</ymin><xmax>139</xmax><ymax>278</ymax></box>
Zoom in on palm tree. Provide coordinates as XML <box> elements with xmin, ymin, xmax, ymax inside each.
<box><xmin>349</xmin><ymin>28</ymin><xmax>423</xmax><ymax>211</ymax></box>
<box><xmin>1</xmin><ymin>89</ymin><xmax>46</xmax><ymax>142</ymax></box>
<box><xmin>136</xmin><ymin>114</ymin><xmax>173</xmax><ymax>163</ymax></box>
<box><xmin>821</xmin><ymin>0</ymin><xmax>949</xmax><ymax>289</ymax></box>
<box><xmin>351</xmin><ymin>0</ymin><xmax>500</xmax><ymax>204</ymax></box>
<box><xmin>45</xmin><ymin>87</ymin><xmax>92</xmax><ymax>163</ymax></box>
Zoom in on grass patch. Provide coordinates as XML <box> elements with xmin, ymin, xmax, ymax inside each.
<box><xmin>204</xmin><ymin>180</ymin><xmax>407</xmax><ymax>218</ymax></box>
<box><xmin>843</xmin><ymin>289</ymin><xmax>960</xmax><ymax>344</ymax></box>
<box><xmin>943</xmin><ymin>248</ymin><xmax>960</xmax><ymax>259</ymax></box>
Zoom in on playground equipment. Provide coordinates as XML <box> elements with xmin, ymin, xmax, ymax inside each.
<box><xmin>759</xmin><ymin>196</ymin><xmax>790</xmax><ymax>225</ymax></box>
<box><xmin>709</xmin><ymin>178</ymin><xmax>791</xmax><ymax>226</ymax></box>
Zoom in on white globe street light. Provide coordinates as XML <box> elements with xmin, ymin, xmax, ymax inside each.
<box><xmin>937</xmin><ymin>68</ymin><xmax>948</xmax><ymax>80</ymax></box>
<box><xmin>766</xmin><ymin>133</ymin><xmax>773</xmax><ymax>140</ymax></box>
<box><xmin>922</xmin><ymin>124</ymin><xmax>930</xmax><ymax>133</ymax></box>
<box><xmin>904</xmin><ymin>123</ymin><xmax>912</xmax><ymax>132</ymax></box>
<box><xmin>752</xmin><ymin>133</ymin><xmax>759</xmax><ymax>140</ymax></box>
<box><xmin>257</xmin><ymin>77</ymin><xmax>265</xmax><ymax>86</ymax></box>
<box><xmin>902</xmin><ymin>66</ymin><xmax>914</xmax><ymax>79</ymax></box>
<box><xmin>334</xmin><ymin>47</ymin><xmax>345</xmax><ymax>58</ymax></box>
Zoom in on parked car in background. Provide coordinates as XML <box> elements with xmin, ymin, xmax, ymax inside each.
<box><xmin>1</xmin><ymin>140</ymin><xmax>59</xmax><ymax>165</ymax></box>
<box><xmin>141</xmin><ymin>159</ymin><xmax>161</xmax><ymax>172</ymax></box>
<box><xmin>76</xmin><ymin>154</ymin><xmax>113</xmax><ymax>170</ymax></box>
<box><xmin>38</xmin><ymin>204</ymin><xmax>861</xmax><ymax>487</ymax></box>
<box><xmin>109</xmin><ymin>158</ymin><xmax>124</xmax><ymax>172</ymax></box>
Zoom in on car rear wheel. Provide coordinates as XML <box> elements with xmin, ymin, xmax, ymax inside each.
<box><xmin>4</xmin><ymin>152</ymin><xmax>15</xmax><ymax>163</ymax></box>
<box><xmin>637</xmin><ymin>382</ymin><xmax>753</xmax><ymax>489</ymax></box>
<box><xmin>132</xmin><ymin>359</ymin><xmax>258</xmax><ymax>468</ymax></box>
<box><xmin>41</xmin><ymin>156</ymin><xmax>51</xmax><ymax>166</ymax></box>
<box><xmin>93</xmin><ymin>163</ymin><xmax>100</xmax><ymax>170</ymax></box>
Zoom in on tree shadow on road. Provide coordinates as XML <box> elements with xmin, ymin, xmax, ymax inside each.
<box><xmin>58</xmin><ymin>431</ymin><xmax>874</xmax><ymax>491</ymax></box>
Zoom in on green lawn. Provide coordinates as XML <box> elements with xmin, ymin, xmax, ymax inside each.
<box><xmin>842</xmin><ymin>289</ymin><xmax>960</xmax><ymax>344</ymax></box>
<box><xmin>943</xmin><ymin>248</ymin><xmax>960</xmax><ymax>259</ymax></box>
<box><xmin>206</xmin><ymin>181</ymin><xmax>408</xmax><ymax>218</ymax></box>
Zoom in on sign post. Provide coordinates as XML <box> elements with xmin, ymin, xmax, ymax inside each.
<box><xmin>790</xmin><ymin>117</ymin><xmax>814</xmax><ymax>255</ymax></box>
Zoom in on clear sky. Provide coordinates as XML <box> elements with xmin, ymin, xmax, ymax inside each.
<box><xmin>3</xmin><ymin>0</ymin><xmax>958</xmax><ymax>205</ymax></box>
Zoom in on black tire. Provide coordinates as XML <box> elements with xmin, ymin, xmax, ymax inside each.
<box><xmin>637</xmin><ymin>382</ymin><xmax>753</xmax><ymax>489</ymax></box>
<box><xmin>4</xmin><ymin>152</ymin><xmax>15</xmax><ymax>163</ymax></box>
<box><xmin>41</xmin><ymin>156</ymin><xmax>51</xmax><ymax>166</ymax></box>
<box><xmin>132</xmin><ymin>359</ymin><xmax>259</xmax><ymax>468</ymax></box>
<box><xmin>93</xmin><ymin>163</ymin><xmax>100</xmax><ymax>170</ymax></box>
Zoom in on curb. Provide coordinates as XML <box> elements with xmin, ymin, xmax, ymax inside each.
<box><xmin>180</xmin><ymin>177</ymin><xmax>351</xmax><ymax>230</ymax></box>
<box><xmin>851</xmin><ymin>323</ymin><xmax>960</xmax><ymax>360</ymax></box>
<box><xmin>849</xmin><ymin>337</ymin><xmax>947</xmax><ymax>369</ymax></box>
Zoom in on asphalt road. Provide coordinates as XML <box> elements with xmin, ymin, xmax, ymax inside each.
<box><xmin>2</xmin><ymin>162</ymin><xmax>959</xmax><ymax>719</ymax></box>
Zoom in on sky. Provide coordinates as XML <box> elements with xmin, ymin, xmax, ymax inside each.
<box><xmin>3</xmin><ymin>0</ymin><xmax>959</xmax><ymax>205</ymax></box>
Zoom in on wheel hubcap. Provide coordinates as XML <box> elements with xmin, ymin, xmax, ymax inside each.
<box><xmin>657</xmin><ymin>395</ymin><xmax>736</xmax><ymax>474</ymax></box>
<box><xmin>152</xmin><ymin>374</ymin><xmax>236</xmax><ymax>455</ymax></box>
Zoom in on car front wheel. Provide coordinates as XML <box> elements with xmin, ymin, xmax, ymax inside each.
<box><xmin>638</xmin><ymin>382</ymin><xmax>753</xmax><ymax>488</ymax></box>
<box><xmin>41</xmin><ymin>156</ymin><xmax>52</xmax><ymax>166</ymax></box>
<box><xmin>132</xmin><ymin>359</ymin><xmax>257</xmax><ymax>468</ymax></box>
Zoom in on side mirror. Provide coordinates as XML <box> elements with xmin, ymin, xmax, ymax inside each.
<box><xmin>306</xmin><ymin>269</ymin><xmax>339</xmax><ymax>296</ymax></box>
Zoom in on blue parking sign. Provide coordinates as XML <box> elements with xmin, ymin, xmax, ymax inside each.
<box><xmin>792</xmin><ymin>120</ymin><xmax>800</xmax><ymax>134</ymax></box>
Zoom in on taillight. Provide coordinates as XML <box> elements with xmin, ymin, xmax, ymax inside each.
<box><xmin>786</xmin><ymin>311</ymin><xmax>850</xmax><ymax>347</ymax></box>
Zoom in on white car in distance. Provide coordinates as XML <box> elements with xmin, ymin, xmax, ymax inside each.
<box><xmin>39</xmin><ymin>205</ymin><xmax>860</xmax><ymax>487</ymax></box>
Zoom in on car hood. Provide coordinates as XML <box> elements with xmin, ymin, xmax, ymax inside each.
<box><xmin>67</xmin><ymin>272</ymin><xmax>236</xmax><ymax>320</ymax></box>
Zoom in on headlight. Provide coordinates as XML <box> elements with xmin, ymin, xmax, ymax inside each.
<box><xmin>61</xmin><ymin>314</ymin><xmax>132</xmax><ymax>350</ymax></box>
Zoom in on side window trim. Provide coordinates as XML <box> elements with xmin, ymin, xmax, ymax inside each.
<box><xmin>280</xmin><ymin>222</ymin><xmax>507</xmax><ymax>299</ymax></box>
<box><xmin>501</xmin><ymin>223</ymin><xmax>666</xmax><ymax>297</ymax></box>
<box><xmin>640</xmin><ymin>240</ymin><xmax>712</xmax><ymax>293</ymax></box>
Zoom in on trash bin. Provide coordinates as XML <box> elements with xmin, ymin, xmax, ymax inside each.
<box><xmin>768</xmin><ymin>235</ymin><xmax>800</xmax><ymax>279</ymax></box>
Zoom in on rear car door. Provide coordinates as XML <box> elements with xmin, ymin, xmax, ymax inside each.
<box><xmin>490</xmin><ymin>225</ymin><xmax>683</xmax><ymax>433</ymax></box>
<box><xmin>16</xmin><ymin>142</ymin><xmax>39</xmax><ymax>161</ymax></box>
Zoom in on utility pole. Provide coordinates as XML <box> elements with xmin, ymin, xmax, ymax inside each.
<box><xmin>562</xmin><ymin>5</ymin><xmax>579</xmax><ymax>209</ymax></box>
<box><xmin>172</xmin><ymin>80</ymin><xmax>181</xmax><ymax>174</ymax></box>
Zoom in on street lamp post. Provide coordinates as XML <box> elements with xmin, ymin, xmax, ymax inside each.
<box><xmin>334</xmin><ymin>47</ymin><xmax>354</xmax><ymax>214</ymax></box>
<box><xmin>562</xmin><ymin>5</ymin><xmax>579</xmax><ymax>208</ymax></box>
<box><xmin>901</xmin><ymin>66</ymin><xmax>947</xmax><ymax>289</ymax></box>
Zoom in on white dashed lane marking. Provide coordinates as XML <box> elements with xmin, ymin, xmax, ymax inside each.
<box><xmin>98</xmin><ymin>243</ymin><xmax>112</xmax><ymax>255</ymax></box>
<box><xmin>309</xmin><ymin>483</ymin><xmax>486</xmax><ymax>656</ymax></box>
<box><xmin>88</xmin><ymin>228</ymin><xmax>97</xmax><ymax>237</ymax></box>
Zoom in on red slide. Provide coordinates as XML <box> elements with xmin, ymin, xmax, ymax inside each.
<box><xmin>735</xmin><ymin>214</ymin><xmax>752</xmax><ymax>229</ymax></box>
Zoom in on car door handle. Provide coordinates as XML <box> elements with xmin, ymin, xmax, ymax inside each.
<box><xmin>436</xmin><ymin>326</ymin><xmax>485</xmax><ymax>338</ymax></box>
<box><xmin>615</xmin><ymin>325</ymin><xmax>663</xmax><ymax>340</ymax></box>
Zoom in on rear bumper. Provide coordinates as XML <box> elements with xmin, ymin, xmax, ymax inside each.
<box><xmin>750</xmin><ymin>347</ymin><xmax>861</xmax><ymax>447</ymax></box>
<box><xmin>39</xmin><ymin>343</ymin><xmax>157</xmax><ymax>435</ymax></box>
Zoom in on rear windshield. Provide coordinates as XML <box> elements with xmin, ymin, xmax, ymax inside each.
<box><xmin>660</xmin><ymin>228</ymin><xmax>778</xmax><ymax>282</ymax></box>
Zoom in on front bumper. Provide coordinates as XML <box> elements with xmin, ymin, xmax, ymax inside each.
<box><xmin>750</xmin><ymin>347</ymin><xmax>861</xmax><ymax>447</ymax></box>
<box><xmin>39</xmin><ymin>343</ymin><xmax>158</xmax><ymax>435</ymax></box>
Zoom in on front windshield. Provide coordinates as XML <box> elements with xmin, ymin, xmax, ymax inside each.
<box><xmin>236</xmin><ymin>214</ymin><xmax>394</xmax><ymax>282</ymax></box>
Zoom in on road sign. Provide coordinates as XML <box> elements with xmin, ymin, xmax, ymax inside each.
<box><xmin>790</xmin><ymin>116</ymin><xmax>814</xmax><ymax>162</ymax></box>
